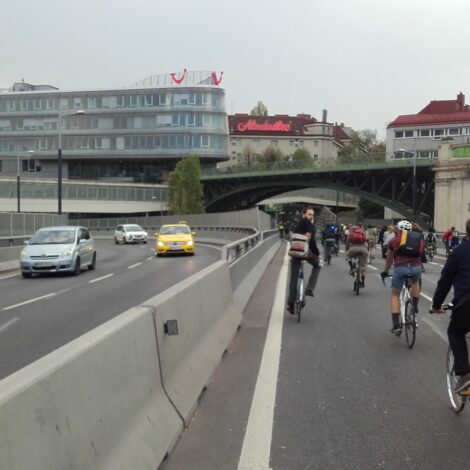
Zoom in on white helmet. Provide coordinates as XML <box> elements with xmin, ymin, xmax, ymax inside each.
<box><xmin>397</xmin><ymin>220</ymin><xmax>412</xmax><ymax>231</ymax></box>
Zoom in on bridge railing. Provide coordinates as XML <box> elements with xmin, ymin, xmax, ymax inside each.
<box><xmin>201</xmin><ymin>157</ymin><xmax>435</xmax><ymax>178</ymax></box>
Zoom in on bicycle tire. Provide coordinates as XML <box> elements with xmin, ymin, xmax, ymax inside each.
<box><xmin>354</xmin><ymin>270</ymin><xmax>360</xmax><ymax>296</ymax></box>
<box><xmin>446</xmin><ymin>345</ymin><xmax>466</xmax><ymax>413</ymax></box>
<box><xmin>296</xmin><ymin>277</ymin><xmax>304</xmax><ymax>323</ymax></box>
<box><xmin>429</xmin><ymin>248</ymin><xmax>434</xmax><ymax>262</ymax></box>
<box><xmin>404</xmin><ymin>300</ymin><xmax>416</xmax><ymax>349</ymax></box>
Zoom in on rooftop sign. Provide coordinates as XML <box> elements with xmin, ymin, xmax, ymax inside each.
<box><xmin>236</xmin><ymin>119</ymin><xmax>291</xmax><ymax>133</ymax></box>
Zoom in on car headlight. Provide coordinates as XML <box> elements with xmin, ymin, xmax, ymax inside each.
<box><xmin>61</xmin><ymin>249</ymin><xmax>74</xmax><ymax>258</ymax></box>
<box><xmin>187</xmin><ymin>240</ymin><xmax>193</xmax><ymax>246</ymax></box>
<box><xmin>144</xmin><ymin>232</ymin><xmax>148</xmax><ymax>237</ymax></box>
<box><xmin>157</xmin><ymin>241</ymin><xmax>165</xmax><ymax>247</ymax></box>
<box><xmin>20</xmin><ymin>249</ymin><xmax>29</xmax><ymax>260</ymax></box>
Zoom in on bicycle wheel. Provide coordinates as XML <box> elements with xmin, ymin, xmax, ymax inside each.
<box><xmin>429</xmin><ymin>248</ymin><xmax>434</xmax><ymax>262</ymax></box>
<box><xmin>295</xmin><ymin>277</ymin><xmax>304</xmax><ymax>323</ymax></box>
<box><xmin>404</xmin><ymin>300</ymin><xmax>416</xmax><ymax>349</ymax></box>
<box><xmin>354</xmin><ymin>270</ymin><xmax>360</xmax><ymax>296</ymax></box>
<box><xmin>446</xmin><ymin>345</ymin><xmax>466</xmax><ymax>413</ymax></box>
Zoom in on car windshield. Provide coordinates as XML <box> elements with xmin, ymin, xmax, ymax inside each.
<box><xmin>125</xmin><ymin>225</ymin><xmax>144</xmax><ymax>232</ymax></box>
<box><xmin>160</xmin><ymin>226</ymin><xmax>190</xmax><ymax>235</ymax></box>
<box><xmin>29</xmin><ymin>229</ymin><xmax>76</xmax><ymax>245</ymax></box>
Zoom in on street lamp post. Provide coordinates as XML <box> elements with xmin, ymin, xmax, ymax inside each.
<box><xmin>16</xmin><ymin>147</ymin><xmax>34</xmax><ymax>213</ymax></box>
<box><xmin>57</xmin><ymin>109</ymin><xmax>84</xmax><ymax>215</ymax></box>
<box><xmin>399</xmin><ymin>148</ymin><xmax>417</xmax><ymax>218</ymax></box>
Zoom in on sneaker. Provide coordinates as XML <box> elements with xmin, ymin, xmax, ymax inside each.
<box><xmin>455</xmin><ymin>373</ymin><xmax>470</xmax><ymax>393</ymax></box>
<box><xmin>287</xmin><ymin>304</ymin><xmax>295</xmax><ymax>315</ymax></box>
<box><xmin>391</xmin><ymin>323</ymin><xmax>402</xmax><ymax>336</ymax></box>
<box><xmin>305</xmin><ymin>289</ymin><xmax>314</xmax><ymax>297</ymax></box>
<box><xmin>349</xmin><ymin>268</ymin><xmax>354</xmax><ymax>276</ymax></box>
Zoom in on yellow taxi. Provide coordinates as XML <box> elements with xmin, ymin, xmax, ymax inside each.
<box><xmin>155</xmin><ymin>222</ymin><xmax>196</xmax><ymax>256</ymax></box>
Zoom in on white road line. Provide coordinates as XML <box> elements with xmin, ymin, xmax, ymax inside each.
<box><xmin>128</xmin><ymin>262</ymin><xmax>142</xmax><ymax>270</ymax></box>
<box><xmin>367</xmin><ymin>264</ymin><xmax>378</xmax><ymax>271</ymax></box>
<box><xmin>3</xmin><ymin>293</ymin><xmax>56</xmax><ymax>311</ymax></box>
<box><xmin>89</xmin><ymin>273</ymin><xmax>114</xmax><ymax>284</ymax></box>
<box><xmin>418</xmin><ymin>292</ymin><xmax>448</xmax><ymax>343</ymax></box>
<box><xmin>0</xmin><ymin>317</ymin><xmax>19</xmax><ymax>333</ymax></box>
<box><xmin>0</xmin><ymin>272</ymin><xmax>20</xmax><ymax>280</ymax></box>
<box><xmin>420</xmin><ymin>292</ymin><xmax>433</xmax><ymax>302</ymax></box>
<box><xmin>429</xmin><ymin>261</ymin><xmax>444</xmax><ymax>267</ymax></box>
<box><xmin>237</xmin><ymin>246</ymin><xmax>288</xmax><ymax>470</ymax></box>
<box><xmin>146</xmin><ymin>256</ymin><xmax>154</xmax><ymax>260</ymax></box>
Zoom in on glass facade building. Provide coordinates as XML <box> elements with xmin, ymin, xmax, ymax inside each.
<box><xmin>0</xmin><ymin>71</ymin><xmax>229</xmax><ymax>183</ymax></box>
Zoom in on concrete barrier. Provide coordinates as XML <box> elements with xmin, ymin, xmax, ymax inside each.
<box><xmin>142</xmin><ymin>260</ymin><xmax>242</xmax><ymax>425</ymax></box>
<box><xmin>230</xmin><ymin>234</ymin><xmax>281</xmax><ymax>312</ymax></box>
<box><xmin>0</xmin><ymin>306</ymin><xmax>182</xmax><ymax>470</ymax></box>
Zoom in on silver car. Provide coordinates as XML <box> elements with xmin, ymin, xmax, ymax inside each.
<box><xmin>114</xmin><ymin>224</ymin><xmax>148</xmax><ymax>244</ymax></box>
<box><xmin>20</xmin><ymin>226</ymin><xmax>96</xmax><ymax>278</ymax></box>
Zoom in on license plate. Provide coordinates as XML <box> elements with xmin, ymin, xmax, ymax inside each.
<box><xmin>169</xmin><ymin>246</ymin><xmax>182</xmax><ymax>250</ymax></box>
<box><xmin>35</xmin><ymin>262</ymin><xmax>53</xmax><ymax>267</ymax></box>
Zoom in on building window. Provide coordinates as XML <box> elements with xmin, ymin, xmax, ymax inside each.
<box><xmin>271</xmin><ymin>140</ymin><xmax>278</xmax><ymax>146</ymax></box>
<box><xmin>130</xmin><ymin>95</ymin><xmax>138</xmax><ymax>107</ymax></box>
<box><xmin>7</xmin><ymin>100</ymin><xmax>15</xmax><ymax>111</ymax></box>
<box><xmin>313</xmin><ymin>154</ymin><xmax>319</xmax><ymax>161</ymax></box>
<box><xmin>419</xmin><ymin>129</ymin><xmax>430</xmax><ymax>137</ymax></box>
<box><xmin>253</xmin><ymin>139</ymin><xmax>260</xmax><ymax>148</ymax></box>
<box><xmin>74</xmin><ymin>98</ymin><xmax>82</xmax><ymax>109</ymax></box>
<box><xmin>87</xmin><ymin>97</ymin><xmax>97</xmax><ymax>108</ymax></box>
<box><xmin>433</xmin><ymin>129</ymin><xmax>443</xmax><ymax>138</ymax></box>
<box><xmin>39</xmin><ymin>138</ymin><xmax>47</xmax><ymax>150</ymax></box>
<box><xmin>47</xmin><ymin>98</ymin><xmax>55</xmax><ymax>110</ymax></box>
<box><xmin>314</xmin><ymin>141</ymin><xmax>319</xmax><ymax>147</ymax></box>
<box><xmin>395</xmin><ymin>131</ymin><xmax>404</xmax><ymax>138</ymax></box>
<box><xmin>20</xmin><ymin>100</ymin><xmax>30</xmax><ymax>111</ymax></box>
<box><xmin>202</xmin><ymin>135</ymin><xmax>209</xmax><ymax>147</ymax></box>
<box><xmin>448</xmin><ymin>127</ymin><xmax>460</xmax><ymax>135</ymax></box>
<box><xmin>404</xmin><ymin>130</ymin><xmax>414</xmax><ymax>138</ymax></box>
<box><xmin>144</xmin><ymin>95</ymin><xmax>153</xmax><ymax>106</ymax></box>
<box><xmin>22</xmin><ymin>159</ymin><xmax>41</xmax><ymax>172</ymax></box>
<box><xmin>33</xmin><ymin>99</ymin><xmax>41</xmax><ymax>110</ymax></box>
<box><xmin>299</xmin><ymin>140</ymin><xmax>304</xmax><ymax>148</ymax></box>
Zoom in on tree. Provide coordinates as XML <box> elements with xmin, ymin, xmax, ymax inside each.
<box><xmin>250</xmin><ymin>101</ymin><xmax>268</xmax><ymax>116</ymax></box>
<box><xmin>168</xmin><ymin>156</ymin><xmax>205</xmax><ymax>214</ymax></box>
<box><xmin>292</xmin><ymin>148</ymin><xmax>311</xmax><ymax>163</ymax></box>
<box><xmin>338</xmin><ymin>128</ymin><xmax>385</xmax><ymax>164</ymax></box>
<box><xmin>241</xmin><ymin>144</ymin><xmax>254</xmax><ymax>166</ymax></box>
<box><xmin>259</xmin><ymin>146</ymin><xmax>283</xmax><ymax>164</ymax></box>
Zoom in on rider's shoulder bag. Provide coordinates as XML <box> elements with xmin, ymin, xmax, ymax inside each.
<box><xmin>396</xmin><ymin>230</ymin><xmax>424</xmax><ymax>258</ymax></box>
<box><xmin>288</xmin><ymin>233</ymin><xmax>309</xmax><ymax>258</ymax></box>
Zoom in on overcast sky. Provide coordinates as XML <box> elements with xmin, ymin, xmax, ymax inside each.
<box><xmin>2</xmin><ymin>0</ymin><xmax>470</xmax><ymax>138</ymax></box>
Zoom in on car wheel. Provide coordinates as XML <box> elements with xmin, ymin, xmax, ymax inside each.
<box><xmin>22</xmin><ymin>272</ymin><xmax>32</xmax><ymax>278</ymax></box>
<box><xmin>143</xmin><ymin>240</ymin><xmax>147</xmax><ymax>244</ymax></box>
<box><xmin>88</xmin><ymin>252</ymin><xmax>96</xmax><ymax>270</ymax></box>
<box><xmin>114</xmin><ymin>237</ymin><xmax>119</xmax><ymax>245</ymax></box>
<box><xmin>74</xmin><ymin>258</ymin><xmax>81</xmax><ymax>276</ymax></box>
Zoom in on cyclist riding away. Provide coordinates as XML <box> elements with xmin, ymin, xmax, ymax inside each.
<box><xmin>425</xmin><ymin>227</ymin><xmax>437</xmax><ymax>253</ymax></box>
<box><xmin>381</xmin><ymin>220</ymin><xmax>424</xmax><ymax>335</ymax></box>
<box><xmin>345</xmin><ymin>222</ymin><xmax>368</xmax><ymax>288</ymax></box>
<box><xmin>322</xmin><ymin>225</ymin><xmax>337</xmax><ymax>262</ymax></box>
<box><xmin>431</xmin><ymin>219</ymin><xmax>470</xmax><ymax>392</ymax></box>
<box><xmin>287</xmin><ymin>207</ymin><xmax>321</xmax><ymax>314</ymax></box>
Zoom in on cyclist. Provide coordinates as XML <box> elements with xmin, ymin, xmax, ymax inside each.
<box><xmin>449</xmin><ymin>227</ymin><xmax>460</xmax><ymax>254</ymax></box>
<box><xmin>425</xmin><ymin>227</ymin><xmax>437</xmax><ymax>257</ymax></box>
<box><xmin>368</xmin><ymin>225</ymin><xmax>378</xmax><ymax>260</ymax></box>
<box><xmin>431</xmin><ymin>219</ymin><xmax>470</xmax><ymax>392</ymax></box>
<box><xmin>382</xmin><ymin>225</ymin><xmax>396</xmax><ymax>259</ymax></box>
<box><xmin>345</xmin><ymin>222</ymin><xmax>368</xmax><ymax>288</ymax></box>
<box><xmin>286</xmin><ymin>207</ymin><xmax>321</xmax><ymax>314</ymax></box>
<box><xmin>381</xmin><ymin>220</ymin><xmax>424</xmax><ymax>335</ymax></box>
<box><xmin>443</xmin><ymin>226</ymin><xmax>455</xmax><ymax>256</ymax></box>
<box><xmin>321</xmin><ymin>224</ymin><xmax>337</xmax><ymax>262</ymax></box>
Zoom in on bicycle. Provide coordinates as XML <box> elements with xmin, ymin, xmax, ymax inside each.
<box><xmin>294</xmin><ymin>260</ymin><xmax>305</xmax><ymax>323</ymax></box>
<box><xmin>324</xmin><ymin>239</ymin><xmax>335</xmax><ymax>265</ymax></box>
<box><xmin>382</xmin><ymin>273</ymin><xmax>417</xmax><ymax>348</ymax></box>
<box><xmin>430</xmin><ymin>305</ymin><xmax>470</xmax><ymax>413</ymax></box>
<box><xmin>351</xmin><ymin>256</ymin><xmax>361</xmax><ymax>296</ymax></box>
<box><xmin>426</xmin><ymin>243</ymin><xmax>435</xmax><ymax>262</ymax></box>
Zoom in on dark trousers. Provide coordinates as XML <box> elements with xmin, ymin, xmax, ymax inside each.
<box><xmin>287</xmin><ymin>251</ymin><xmax>321</xmax><ymax>305</ymax></box>
<box><xmin>448</xmin><ymin>299</ymin><xmax>470</xmax><ymax>376</ymax></box>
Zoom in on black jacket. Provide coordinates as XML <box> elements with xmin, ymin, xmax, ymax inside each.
<box><xmin>433</xmin><ymin>240</ymin><xmax>470</xmax><ymax>309</ymax></box>
<box><xmin>293</xmin><ymin>218</ymin><xmax>320</xmax><ymax>256</ymax></box>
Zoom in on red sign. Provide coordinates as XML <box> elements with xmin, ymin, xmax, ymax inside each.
<box><xmin>236</xmin><ymin>119</ymin><xmax>291</xmax><ymax>133</ymax></box>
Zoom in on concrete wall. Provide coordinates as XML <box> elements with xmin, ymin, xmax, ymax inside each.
<box><xmin>0</xmin><ymin>234</ymin><xmax>281</xmax><ymax>470</ymax></box>
<box><xmin>434</xmin><ymin>141</ymin><xmax>470</xmax><ymax>232</ymax></box>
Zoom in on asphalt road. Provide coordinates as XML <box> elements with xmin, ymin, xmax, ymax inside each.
<box><xmin>0</xmin><ymin>240</ymin><xmax>221</xmax><ymax>380</ymax></box>
<box><xmin>162</xmin><ymin>243</ymin><xmax>470</xmax><ymax>470</ymax></box>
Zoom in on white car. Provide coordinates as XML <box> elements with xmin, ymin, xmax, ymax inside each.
<box><xmin>114</xmin><ymin>224</ymin><xmax>148</xmax><ymax>244</ymax></box>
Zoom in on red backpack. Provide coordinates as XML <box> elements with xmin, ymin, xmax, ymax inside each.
<box><xmin>348</xmin><ymin>227</ymin><xmax>367</xmax><ymax>244</ymax></box>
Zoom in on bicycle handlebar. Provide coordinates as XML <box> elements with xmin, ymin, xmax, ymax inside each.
<box><xmin>429</xmin><ymin>304</ymin><xmax>453</xmax><ymax>314</ymax></box>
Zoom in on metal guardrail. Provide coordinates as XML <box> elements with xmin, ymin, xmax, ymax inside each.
<box><xmin>221</xmin><ymin>229</ymin><xmax>280</xmax><ymax>263</ymax></box>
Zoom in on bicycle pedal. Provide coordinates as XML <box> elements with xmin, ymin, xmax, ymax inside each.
<box><xmin>460</xmin><ymin>391</ymin><xmax>470</xmax><ymax>396</ymax></box>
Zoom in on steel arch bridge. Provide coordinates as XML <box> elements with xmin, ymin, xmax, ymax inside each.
<box><xmin>201</xmin><ymin>160</ymin><xmax>436</xmax><ymax>225</ymax></box>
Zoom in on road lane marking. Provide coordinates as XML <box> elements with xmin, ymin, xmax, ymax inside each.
<box><xmin>429</xmin><ymin>262</ymin><xmax>444</xmax><ymax>267</ymax></box>
<box><xmin>0</xmin><ymin>317</ymin><xmax>19</xmax><ymax>333</ymax></box>
<box><xmin>146</xmin><ymin>256</ymin><xmax>154</xmax><ymax>260</ymax></box>
<box><xmin>367</xmin><ymin>264</ymin><xmax>378</xmax><ymax>270</ymax></box>
<box><xmin>89</xmin><ymin>273</ymin><xmax>114</xmax><ymax>284</ymax></box>
<box><xmin>418</xmin><ymin>292</ymin><xmax>449</xmax><ymax>343</ymax></box>
<box><xmin>197</xmin><ymin>243</ymin><xmax>223</xmax><ymax>251</ymax></box>
<box><xmin>237</xmin><ymin>246</ymin><xmax>288</xmax><ymax>470</ymax></box>
<box><xmin>3</xmin><ymin>293</ymin><xmax>56</xmax><ymax>311</ymax></box>
<box><xmin>0</xmin><ymin>272</ymin><xmax>20</xmax><ymax>280</ymax></box>
<box><xmin>420</xmin><ymin>292</ymin><xmax>433</xmax><ymax>302</ymax></box>
<box><xmin>128</xmin><ymin>262</ymin><xmax>142</xmax><ymax>270</ymax></box>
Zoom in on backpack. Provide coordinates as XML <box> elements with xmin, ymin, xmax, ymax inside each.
<box><xmin>396</xmin><ymin>230</ymin><xmax>424</xmax><ymax>258</ymax></box>
<box><xmin>452</xmin><ymin>230</ymin><xmax>460</xmax><ymax>240</ymax></box>
<box><xmin>348</xmin><ymin>227</ymin><xmax>367</xmax><ymax>244</ymax></box>
<box><xmin>288</xmin><ymin>233</ymin><xmax>309</xmax><ymax>258</ymax></box>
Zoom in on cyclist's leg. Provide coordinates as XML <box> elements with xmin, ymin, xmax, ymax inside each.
<box><xmin>408</xmin><ymin>266</ymin><xmax>422</xmax><ymax>313</ymax></box>
<box><xmin>391</xmin><ymin>268</ymin><xmax>405</xmax><ymax>332</ymax></box>
<box><xmin>358</xmin><ymin>247</ymin><xmax>368</xmax><ymax>286</ymax></box>
<box><xmin>448</xmin><ymin>300</ymin><xmax>470</xmax><ymax>384</ymax></box>
<box><xmin>287</xmin><ymin>257</ymin><xmax>301</xmax><ymax>306</ymax></box>
<box><xmin>305</xmin><ymin>251</ymin><xmax>321</xmax><ymax>294</ymax></box>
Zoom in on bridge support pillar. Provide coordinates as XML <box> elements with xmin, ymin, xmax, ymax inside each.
<box><xmin>434</xmin><ymin>141</ymin><xmax>470</xmax><ymax>232</ymax></box>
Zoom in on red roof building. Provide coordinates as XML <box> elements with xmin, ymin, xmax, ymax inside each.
<box><xmin>221</xmin><ymin>113</ymin><xmax>352</xmax><ymax>168</ymax></box>
<box><xmin>386</xmin><ymin>92</ymin><xmax>470</xmax><ymax>160</ymax></box>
